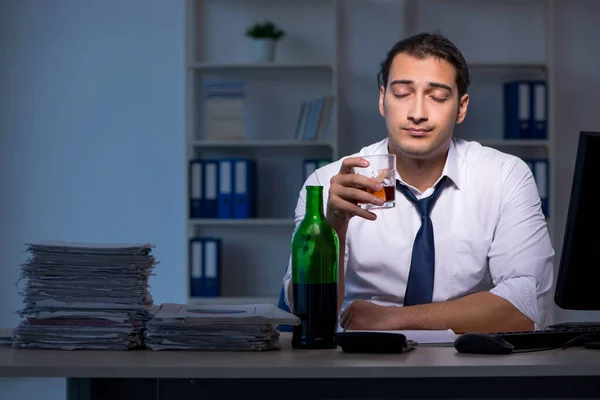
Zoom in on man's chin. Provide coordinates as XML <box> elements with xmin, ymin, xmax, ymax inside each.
<box><xmin>392</xmin><ymin>134</ymin><xmax>451</xmax><ymax>159</ymax></box>
<box><xmin>397</xmin><ymin>143</ymin><xmax>438</xmax><ymax>158</ymax></box>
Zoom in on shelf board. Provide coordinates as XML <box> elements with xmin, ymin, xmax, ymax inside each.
<box><xmin>188</xmin><ymin>296</ymin><xmax>278</xmax><ymax>305</ymax></box>
<box><xmin>478</xmin><ymin>139</ymin><xmax>549</xmax><ymax>147</ymax></box>
<box><xmin>190</xmin><ymin>218</ymin><xmax>295</xmax><ymax>226</ymax></box>
<box><xmin>191</xmin><ymin>140</ymin><xmax>333</xmax><ymax>148</ymax></box>
<box><xmin>468</xmin><ymin>62</ymin><xmax>547</xmax><ymax>69</ymax></box>
<box><xmin>189</xmin><ymin>62</ymin><xmax>333</xmax><ymax>71</ymax></box>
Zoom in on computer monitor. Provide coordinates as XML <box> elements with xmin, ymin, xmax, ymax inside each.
<box><xmin>554</xmin><ymin>131</ymin><xmax>600</xmax><ymax>311</ymax></box>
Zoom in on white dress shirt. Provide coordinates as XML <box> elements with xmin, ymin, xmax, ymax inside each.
<box><xmin>282</xmin><ymin>137</ymin><xmax>555</xmax><ymax>330</ymax></box>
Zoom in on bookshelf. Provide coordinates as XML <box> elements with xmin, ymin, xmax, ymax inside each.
<box><xmin>477</xmin><ymin>140</ymin><xmax>550</xmax><ymax>148</ymax></box>
<box><xmin>184</xmin><ymin>0</ymin><xmax>339</xmax><ymax>304</ymax></box>
<box><xmin>184</xmin><ymin>0</ymin><xmax>556</xmax><ymax>307</ymax></box>
<box><xmin>191</xmin><ymin>140</ymin><xmax>334</xmax><ymax>149</ymax></box>
<box><xmin>190</xmin><ymin>218</ymin><xmax>295</xmax><ymax>227</ymax></box>
<box><xmin>190</xmin><ymin>62</ymin><xmax>333</xmax><ymax>71</ymax></box>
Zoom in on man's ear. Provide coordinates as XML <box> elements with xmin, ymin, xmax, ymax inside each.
<box><xmin>379</xmin><ymin>85</ymin><xmax>386</xmax><ymax>117</ymax></box>
<box><xmin>456</xmin><ymin>93</ymin><xmax>469</xmax><ymax>124</ymax></box>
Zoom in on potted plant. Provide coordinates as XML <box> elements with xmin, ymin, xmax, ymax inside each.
<box><xmin>245</xmin><ymin>20</ymin><xmax>285</xmax><ymax>63</ymax></box>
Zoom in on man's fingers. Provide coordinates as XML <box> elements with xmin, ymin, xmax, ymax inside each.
<box><xmin>340</xmin><ymin>312</ymin><xmax>351</xmax><ymax>331</ymax></box>
<box><xmin>336</xmin><ymin>186</ymin><xmax>385</xmax><ymax>208</ymax></box>
<box><xmin>343</xmin><ymin>314</ymin><xmax>352</xmax><ymax>331</ymax></box>
<box><xmin>333</xmin><ymin>173</ymin><xmax>383</xmax><ymax>193</ymax></box>
<box><xmin>340</xmin><ymin>306</ymin><xmax>351</xmax><ymax>328</ymax></box>
<box><xmin>329</xmin><ymin>195</ymin><xmax>377</xmax><ymax>221</ymax></box>
<box><xmin>338</xmin><ymin>157</ymin><xmax>369</xmax><ymax>175</ymax></box>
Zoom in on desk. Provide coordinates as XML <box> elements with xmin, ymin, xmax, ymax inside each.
<box><xmin>1</xmin><ymin>331</ymin><xmax>600</xmax><ymax>399</ymax></box>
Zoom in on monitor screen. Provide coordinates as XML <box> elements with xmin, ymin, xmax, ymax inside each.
<box><xmin>554</xmin><ymin>131</ymin><xmax>600</xmax><ymax>310</ymax></box>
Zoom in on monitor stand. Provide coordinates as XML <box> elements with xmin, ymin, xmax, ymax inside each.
<box><xmin>549</xmin><ymin>321</ymin><xmax>600</xmax><ymax>330</ymax></box>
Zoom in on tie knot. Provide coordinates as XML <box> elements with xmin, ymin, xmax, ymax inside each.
<box><xmin>396</xmin><ymin>176</ymin><xmax>448</xmax><ymax>217</ymax></box>
<box><xmin>418</xmin><ymin>196</ymin><xmax>435</xmax><ymax>217</ymax></box>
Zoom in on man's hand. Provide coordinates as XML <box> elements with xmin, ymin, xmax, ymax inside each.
<box><xmin>327</xmin><ymin>157</ymin><xmax>386</xmax><ymax>234</ymax></box>
<box><xmin>339</xmin><ymin>300</ymin><xmax>399</xmax><ymax>331</ymax></box>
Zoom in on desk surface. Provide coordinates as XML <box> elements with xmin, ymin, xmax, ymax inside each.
<box><xmin>1</xmin><ymin>330</ymin><xmax>600</xmax><ymax>379</ymax></box>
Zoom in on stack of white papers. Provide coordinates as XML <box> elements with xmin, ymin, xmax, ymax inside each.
<box><xmin>12</xmin><ymin>240</ymin><xmax>158</xmax><ymax>350</ymax></box>
<box><xmin>144</xmin><ymin>303</ymin><xmax>300</xmax><ymax>351</ymax></box>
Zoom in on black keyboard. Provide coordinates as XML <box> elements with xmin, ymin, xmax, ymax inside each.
<box><xmin>493</xmin><ymin>326</ymin><xmax>600</xmax><ymax>351</ymax></box>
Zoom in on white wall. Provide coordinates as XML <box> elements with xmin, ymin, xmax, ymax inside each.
<box><xmin>0</xmin><ymin>0</ymin><xmax>186</xmax><ymax>398</ymax></box>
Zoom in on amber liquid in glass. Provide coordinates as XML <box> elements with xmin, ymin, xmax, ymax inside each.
<box><xmin>367</xmin><ymin>185</ymin><xmax>395</xmax><ymax>201</ymax></box>
<box><xmin>361</xmin><ymin>185</ymin><xmax>395</xmax><ymax>209</ymax></box>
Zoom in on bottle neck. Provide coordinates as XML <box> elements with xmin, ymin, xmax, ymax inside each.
<box><xmin>305</xmin><ymin>186</ymin><xmax>324</xmax><ymax>219</ymax></box>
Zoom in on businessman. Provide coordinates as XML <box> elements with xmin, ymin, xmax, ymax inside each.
<box><xmin>282</xmin><ymin>32</ymin><xmax>554</xmax><ymax>333</ymax></box>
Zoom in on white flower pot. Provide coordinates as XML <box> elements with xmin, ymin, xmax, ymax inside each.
<box><xmin>253</xmin><ymin>39</ymin><xmax>277</xmax><ymax>63</ymax></box>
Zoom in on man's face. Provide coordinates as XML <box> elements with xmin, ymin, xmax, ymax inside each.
<box><xmin>379</xmin><ymin>53</ymin><xmax>469</xmax><ymax>160</ymax></box>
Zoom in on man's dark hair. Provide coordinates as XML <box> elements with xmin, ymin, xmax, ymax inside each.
<box><xmin>377</xmin><ymin>32</ymin><xmax>471</xmax><ymax>99</ymax></box>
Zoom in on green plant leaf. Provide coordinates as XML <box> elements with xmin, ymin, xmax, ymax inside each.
<box><xmin>245</xmin><ymin>20</ymin><xmax>285</xmax><ymax>40</ymax></box>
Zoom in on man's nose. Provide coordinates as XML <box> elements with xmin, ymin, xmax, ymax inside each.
<box><xmin>407</xmin><ymin>95</ymin><xmax>428</xmax><ymax>124</ymax></box>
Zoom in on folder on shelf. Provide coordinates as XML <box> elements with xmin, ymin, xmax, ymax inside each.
<box><xmin>203</xmin><ymin>237</ymin><xmax>221</xmax><ymax>297</ymax></box>
<box><xmin>531</xmin><ymin>81</ymin><xmax>548</xmax><ymax>139</ymax></box>
<box><xmin>534</xmin><ymin>159</ymin><xmax>549</xmax><ymax>217</ymax></box>
<box><xmin>303</xmin><ymin>158</ymin><xmax>332</xmax><ymax>182</ymax></box>
<box><xmin>524</xmin><ymin>159</ymin><xmax>535</xmax><ymax>175</ymax></box>
<box><xmin>233</xmin><ymin>159</ymin><xmax>257</xmax><ymax>219</ymax></box>
<box><xmin>317</xmin><ymin>159</ymin><xmax>332</xmax><ymax>168</ymax></box>
<box><xmin>189</xmin><ymin>238</ymin><xmax>204</xmax><ymax>297</ymax></box>
<box><xmin>189</xmin><ymin>159</ymin><xmax>203</xmax><ymax>219</ymax></box>
<box><xmin>189</xmin><ymin>237</ymin><xmax>222</xmax><ymax>298</ymax></box>
<box><xmin>217</xmin><ymin>159</ymin><xmax>234</xmax><ymax>219</ymax></box>
<box><xmin>303</xmin><ymin>159</ymin><xmax>318</xmax><ymax>182</ymax></box>
<box><xmin>504</xmin><ymin>81</ymin><xmax>531</xmax><ymax>139</ymax></box>
<box><xmin>523</xmin><ymin>158</ymin><xmax>550</xmax><ymax>218</ymax></box>
<box><xmin>203</xmin><ymin>159</ymin><xmax>218</xmax><ymax>218</ymax></box>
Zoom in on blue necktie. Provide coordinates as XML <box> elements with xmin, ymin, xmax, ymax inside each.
<box><xmin>396</xmin><ymin>176</ymin><xmax>448</xmax><ymax>306</ymax></box>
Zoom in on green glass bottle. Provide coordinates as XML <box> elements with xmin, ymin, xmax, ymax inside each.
<box><xmin>291</xmin><ymin>185</ymin><xmax>339</xmax><ymax>349</ymax></box>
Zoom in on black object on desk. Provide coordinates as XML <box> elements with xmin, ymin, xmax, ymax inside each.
<box><xmin>454</xmin><ymin>333</ymin><xmax>514</xmax><ymax>355</ymax></box>
<box><xmin>336</xmin><ymin>331</ymin><xmax>416</xmax><ymax>353</ymax></box>
<box><xmin>454</xmin><ymin>327</ymin><xmax>600</xmax><ymax>354</ymax></box>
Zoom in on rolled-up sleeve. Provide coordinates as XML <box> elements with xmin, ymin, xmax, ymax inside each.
<box><xmin>488</xmin><ymin>159</ymin><xmax>555</xmax><ymax>330</ymax></box>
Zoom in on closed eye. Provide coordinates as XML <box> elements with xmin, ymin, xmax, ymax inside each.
<box><xmin>431</xmin><ymin>96</ymin><xmax>448</xmax><ymax>103</ymax></box>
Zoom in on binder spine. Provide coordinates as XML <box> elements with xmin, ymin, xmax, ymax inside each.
<box><xmin>189</xmin><ymin>238</ymin><xmax>204</xmax><ymax>297</ymax></box>
<box><xmin>532</xmin><ymin>81</ymin><xmax>548</xmax><ymax>139</ymax></box>
<box><xmin>303</xmin><ymin>159</ymin><xmax>318</xmax><ymax>183</ymax></box>
<box><xmin>233</xmin><ymin>159</ymin><xmax>257</xmax><ymax>219</ymax></box>
<box><xmin>189</xmin><ymin>160</ymin><xmax>203</xmax><ymax>219</ymax></box>
<box><xmin>203</xmin><ymin>160</ymin><xmax>218</xmax><ymax>218</ymax></box>
<box><xmin>203</xmin><ymin>238</ymin><xmax>221</xmax><ymax>297</ymax></box>
<box><xmin>535</xmin><ymin>159</ymin><xmax>549</xmax><ymax>217</ymax></box>
<box><xmin>218</xmin><ymin>159</ymin><xmax>234</xmax><ymax>218</ymax></box>
<box><xmin>504</xmin><ymin>81</ymin><xmax>531</xmax><ymax>139</ymax></box>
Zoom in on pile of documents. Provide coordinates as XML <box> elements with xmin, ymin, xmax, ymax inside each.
<box><xmin>144</xmin><ymin>303</ymin><xmax>300</xmax><ymax>351</ymax></box>
<box><xmin>12</xmin><ymin>240</ymin><xmax>158</xmax><ymax>350</ymax></box>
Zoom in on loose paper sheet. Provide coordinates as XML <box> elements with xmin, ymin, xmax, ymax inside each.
<box><xmin>347</xmin><ymin>329</ymin><xmax>457</xmax><ymax>346</ymax></box>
